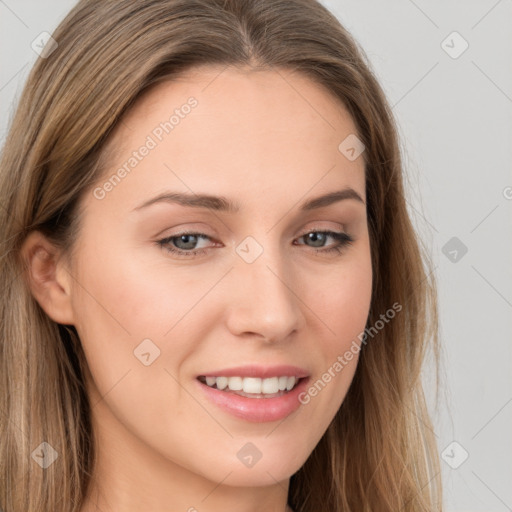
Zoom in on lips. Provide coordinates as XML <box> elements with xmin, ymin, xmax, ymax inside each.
<box><xmin>197</xmin><ymin>364</ymin><xmax>310</xmax><ymax>379</ymax></box>
<box><xmin>195</xmin><ymin>364</ymin><xmax>311</xmax><ymax>422</ymax></box>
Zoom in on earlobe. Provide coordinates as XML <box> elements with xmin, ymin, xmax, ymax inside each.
<box><xmin>20</xmin><ymin>231</ymin><xmax>75</xmax><ymax>325</ymax></box>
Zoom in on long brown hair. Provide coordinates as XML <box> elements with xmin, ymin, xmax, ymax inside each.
<box><xmin>0</xmin><ymin>1</ymin><xmax>443</xmax><ymax>510</ymax></box>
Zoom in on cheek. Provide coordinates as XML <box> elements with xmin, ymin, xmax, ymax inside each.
<box><xmin>309</xmin><ymin>248</ymin><xmax>373</xmax><ymax>347</ymax></box>
<box><xmin>72</xmin><ymin>239</ymin><xmax>186</xmax><ymax>338</ymax></box>
<box><xmin>67</xmin><ymin>251</ymin><xmax>240</xmax><ymax>481</ymax></box>
<box><xmin>68</xmin><ymin>243</ymin><xmax>175</xmax><ymax>392</ymax></box>
<box><xmin>69</xmin><ymin>239</ymin><xmax>217</xmax><ymax>411</ymax></box>
<box><xmin>296</xmin><ymin>246</ymin><xmax>372</xmax><ymax>415</ymax></box>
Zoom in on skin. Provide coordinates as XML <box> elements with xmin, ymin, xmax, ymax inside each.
<box><xmin>22</xmin><ymin>65</ymin><xmax>372</xmax><ymax>512</ymax></box>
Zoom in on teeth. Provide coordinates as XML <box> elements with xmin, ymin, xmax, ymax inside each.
<box><xmin>202</xmin><ymin>375</ymin><xmax>299</xmax><ymax>394</ymax></box>
<box><xmin>262</xmin><ymin>377</ymin><xmax>279</xmax><ymax>394</ymax></box>
<box><xmin>216</xmin><ymin>376</ymin><xmax>228</xmax><ymax>390</ymax></box>
<box><xmin>242</xmin><ymin>377</ymin><xmax>262</xmax><ymax>394</ymax></box>
<box><xmin>228</xmin><ymin>376</ymin><xmax>243</xmax><ymax>391</ymax></box>
<box><xmin>278</xmin><ymin>376</ymin><xmax>288</xmax><ymax>391</ymax></box>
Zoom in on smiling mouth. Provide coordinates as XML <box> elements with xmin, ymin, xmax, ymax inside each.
<box><xmin>197</xmin><ymin>375</ymin><xmax>304</xmax><ymax>399</ymax></box>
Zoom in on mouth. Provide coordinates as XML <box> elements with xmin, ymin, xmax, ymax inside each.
<box><xmin>197</xmin><ymin>375</ymin><xmax>305</xmax><ymax>399</ymax></box>
<box><xmin>195</xmin><ymin>364</ymin><xmax>311</xmax><ymax>422</ymax></box>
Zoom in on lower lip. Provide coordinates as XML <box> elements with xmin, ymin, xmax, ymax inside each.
<box><xmin>196</xmin><ymin>377</ymin><xmax>310</xmax><ymax>423</ymax></box>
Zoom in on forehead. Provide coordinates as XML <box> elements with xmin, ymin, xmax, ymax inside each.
<box><xmin>89</xmin><ymin>65</ymin><xmax>366</xmax><ymax>214</ymax></box>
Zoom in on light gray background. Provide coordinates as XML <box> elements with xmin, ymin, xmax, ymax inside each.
<box><xmin>1</xmin><ymin>1</ymin><xmax>511</xmax><ymax>510</ymax></box>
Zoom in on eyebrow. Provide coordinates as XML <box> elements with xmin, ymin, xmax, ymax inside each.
<box><xmin>132</xmin><ymin>187</ymin><xmax>365</xmax><ymax>213</ymax></box>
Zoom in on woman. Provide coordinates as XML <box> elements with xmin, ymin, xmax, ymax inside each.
<box><xmin>0</xmin><ymin>0</ymin><xmax>443</xmax><ymax>511</ymax></box>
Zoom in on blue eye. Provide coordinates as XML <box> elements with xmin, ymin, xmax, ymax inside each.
<box><xmin>157</xmin><ymin>232</ymin><xmax>211</xmax><ymax>258</ymax></box>
<box><xmin>295</xmin><ymin>230</ymin><xmax>354</xmax><ymax>255</ymax></box>
<box><xmin>157</xmin><ymin>230</ymin><xmax>354</xmax><ymax>259</ymax></box>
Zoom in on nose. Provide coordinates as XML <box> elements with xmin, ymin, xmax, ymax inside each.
<box><xmin>224</xmin><ymin>243</ymin><xmax>305</xmax><ymax>344</ymax></box>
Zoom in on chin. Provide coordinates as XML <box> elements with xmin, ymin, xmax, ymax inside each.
<box><xmin>228</xmin><ymin>447</ymin><xmax>309</xmax><ymax>487</ymax></box>
<box><xmin>215</xmin><ymin>463</ymin><xmax>299</xmax><ymax>487</ymax></box>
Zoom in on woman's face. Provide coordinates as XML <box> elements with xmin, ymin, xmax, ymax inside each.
<box><xmin>65</xmin><ymin>66</ymin><xmax>372</xmax><ymax>492</ymax></box>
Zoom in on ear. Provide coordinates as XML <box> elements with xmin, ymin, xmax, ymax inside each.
<box><xmin>20</xmin><ymin>230</ymin><xmax>75</xmax><ymax>325</ymax></box>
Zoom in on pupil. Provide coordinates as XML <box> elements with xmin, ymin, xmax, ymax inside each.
<box><xmin>308</xmin><ymin>232</ymin><xmax>324</xmax><ymax>247</ymax></box>
<box><xmin>177</xmin><ymin>234</ymin><xmax>197</xmax><ymax>249</ymax></box>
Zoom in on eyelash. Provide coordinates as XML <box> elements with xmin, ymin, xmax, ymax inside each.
<box><xmin>156</xmin><ymin>229</ymin><xmax>354</xmax><ymax>259</ymax></box>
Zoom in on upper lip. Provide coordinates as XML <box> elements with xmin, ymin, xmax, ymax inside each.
<box><xmin>198</xmin><ymin>364</ymin><xmax>310</xmax><ymax>379</ymax></box>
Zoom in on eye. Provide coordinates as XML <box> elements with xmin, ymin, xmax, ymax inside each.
<box><xmin>294</xmin><ymin>230</ymin><xmax>354</xmax><ymax>255</ymax></box>
<box><xmin>156</xmin><ymin>229</ymin><xmax>354</xmax><ymax>259</ymax></box>
<box><xmin>157</xmin><ymin>232</ymin><xmax>213</xmax><ymax>258</ymax></box>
